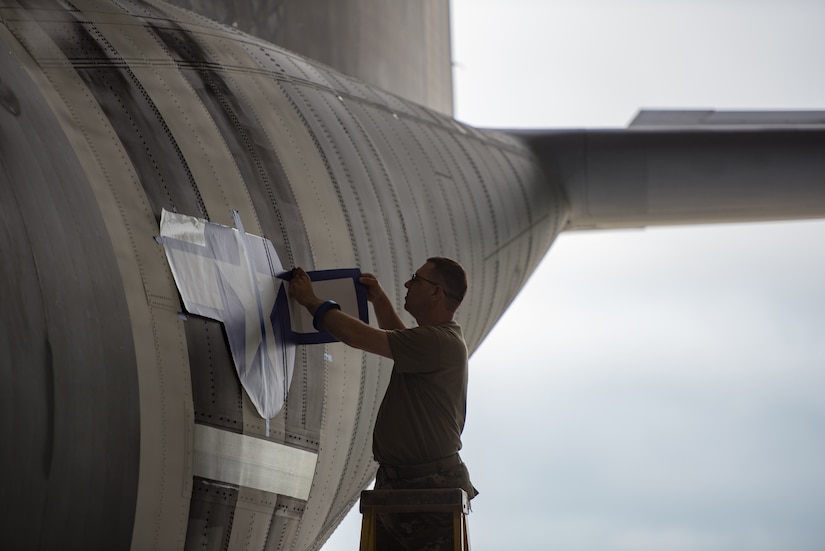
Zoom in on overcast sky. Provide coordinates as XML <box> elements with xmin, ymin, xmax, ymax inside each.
<box><xmin>324</xmin><ymin>1</ymin><xmax>825</xmax><ymax>549</ymax></box>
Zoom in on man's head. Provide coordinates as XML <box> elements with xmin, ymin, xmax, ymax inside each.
<box><xmin>404</xmin><ymin>257</ymin><xmax>467</xmax><ymax>322</ymax></box>
<box><xmin>425</xmin><ymin>256</ymin><xmax>467</xmax><ymax>312</ymax></box>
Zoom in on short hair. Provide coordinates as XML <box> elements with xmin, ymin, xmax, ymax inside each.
<box><xmin>427</xmin><ymin>256</ymin><xmax>467</xmax><ymax>311</ymax></box>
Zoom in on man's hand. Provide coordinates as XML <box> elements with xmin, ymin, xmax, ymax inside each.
<box><xmin>288</xmin><ymin>267</ymin><xmax>321</xmax><ymax>310</ymax></box>
<box><xmin>359</xmin><ymin>272</ymin><xmax>406</xmax><ymax>330</ymax></box>
<box><xmin>359</xmin><ymin>272</ymin><xmax>388</xmax><ymax>304</ymax></box>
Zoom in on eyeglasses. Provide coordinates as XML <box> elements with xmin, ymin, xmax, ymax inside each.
<box><xmin>410</xmin><ymin>272</ymin><xmax>459</xmax><ymax>301</ymax></box>
<box><xmin>410</xmin><ymin>272</ymin><xmax>440</xmax><ymax>287</ymax></box>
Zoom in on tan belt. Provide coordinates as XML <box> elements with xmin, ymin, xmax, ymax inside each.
<box><xmin>379</xmin><ymin>453</ymin><xmax>462</xmax><ymax>480</ymax></box>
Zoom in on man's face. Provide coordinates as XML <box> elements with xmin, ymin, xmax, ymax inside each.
<box><xmin>403</xmin><ymin>262</ymin><xmax>438</xmax><ymax>316</ymax></box>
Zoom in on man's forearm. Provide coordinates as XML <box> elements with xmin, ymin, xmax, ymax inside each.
<box><xmin>305</xmin><ymin>300</ymin><xmax>393</xmax><ymax>359</ymax></box>
<box><xmin>370</xmin><ymin>293</ymin><xmax>406</xmax><ymax>330</ymax></box>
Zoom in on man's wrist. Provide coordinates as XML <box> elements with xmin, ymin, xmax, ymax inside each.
<box><xmin>313</xmin><ymin>300</ymin><xmax>342</xmax><ymax>331</ymax></box>
<box><xmin>301</xmin><ymin>297</ymin><xmax>323</xmax><ymax>314</ymax></box>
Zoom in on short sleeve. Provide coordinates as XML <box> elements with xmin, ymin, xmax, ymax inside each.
<box><xmin>386</xmin><ymin>326</ymin><xmax>442</xmax><ymax>374</ymax></box>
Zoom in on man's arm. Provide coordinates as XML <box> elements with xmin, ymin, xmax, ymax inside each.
<box><xmin>289</xmin><ymin>268</ymin><xmax>393</xmax><ymax>359</ymax></box>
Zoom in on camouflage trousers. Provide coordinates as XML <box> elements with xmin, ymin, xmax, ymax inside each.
<box><xmin>374</xmin><ymin>458</ymin><xmax>478</xmax><ymax>551</ymax></box>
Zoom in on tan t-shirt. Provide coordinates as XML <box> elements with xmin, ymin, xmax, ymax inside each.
<box><xmin>373</xmin><ymin>320</ymin><xmax>468</xmax><ymax>466</ymax></box>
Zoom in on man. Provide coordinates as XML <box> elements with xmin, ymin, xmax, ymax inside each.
<box><xmin>289</xmin><ymin>257</ymin><xmax>477</xmax><ymax>550</ymax></box>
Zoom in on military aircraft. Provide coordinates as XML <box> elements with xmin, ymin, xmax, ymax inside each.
<box><xmin>1</xmin><ymin>1</ymin><xmax>823</xmax><ymax>550</ymax></box>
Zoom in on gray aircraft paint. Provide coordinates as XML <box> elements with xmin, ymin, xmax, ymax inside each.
<box><xmin>0</xmin><ymin>1</ymin><xmax>557</xmax><ymax>549</ymax></box>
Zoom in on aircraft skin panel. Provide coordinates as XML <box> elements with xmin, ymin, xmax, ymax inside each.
<box><xmin>341</xmin><ymin>99</ymin><xmax>420</xmax><ymax>276</ymax></box>
<box><xmin>144</xmin><ymin>20</ymin><xmax>310</xmax><ymax>266</ymax></box>
<box><xmin>162</xmin><ymin>0</ymin><xmax>453</xmax><ymax>116</ymax></box>
<box><xmin>186</xmin><ymin>478</ymin><xmax>238</xmax><ymax>550</ymax></box>
<box><xmin>160</xmin><ymin>34</ymin><xmax>371</xmax><ymax>547</ymax></box>
<box><xmin>78</xmin><ymin>15</ymin><xmax>294</xmax><ymax>529</ymax></box>
<box><xmin>240</xmin><ymin>65</ymin><xmax>386</xmax><ymax>549</ymax></box>
<box><xmin>283</xmin><ymin>84</ymin><xmax>385</xmax><ymax>265</ymax></box>
<box><xmin>485</xmin><ymin>147</ymin><xmax>542</xmax><ymax>295</ymax></box>
<box><xmin>13</xmin><ymin>4</ymin><xmax>274</xmax><ymax>546</ymax></box>
<box><xmin>409</xmin><ymin>126</ymin><xmax>471</xmax><ymax>262</ymax></box>
<box><xmin>82</xmin><ymin>0</ymin><xmax>263</xmax><ymax>231</ymax></box>
<box><xmin>0</xmin><ymin>18</ymin><xmax>143</xmax><ymax>551</ymax></box>
<box><xmin>198</xmin><ymin>49</ymin><xmax>363</xmax><ymax>551</ymax></box>
<box><xmin>35</xmin><ymin>9</ymin><xmax>208</xmax><ymax>221</ymax></box>
<box><xmin>3</xmin><ymin>5</ymin><xmax>239</xmax><ymax>549</ymax></box>
<box><xmin>438</xmin><ymin>134</ymin><xmax>561</xmax><ymax>346</ymax></box>
<box><xmin>0</xmin><ymin>2</ymin><xmax>563</xmax><ymax>550</ymax></box>
<box><xmin>418</xmin><ymin>127</ymin><xmax>491</xmax><ymax>342</ymax></box>
<box><xmin>461</xmin><ymin>141</ymin><xmax>513</xmax><ymax>341</ymax></box>
<box><xmin>248</xmin><ymin>82</ymin><xmax>352</xmax><ymax>269</ymax></box>
<box><xmin>185</xmin><ymin>319</ymin><xmax>245</xmax><ymax>433</ymax></box>
<box><xmin>432</xmin><ymin>135</ymin><xmax>494</xmax><ymax>341</ymax></box>
<box><xmin>265</xmin><ymin>78</ymin><xmax>402</xmax><ymax>544</ymax></box>
<box><xmin>143</xmin><ymin>5</ymin><xmax>323</xmax><ymax>466</ymax></box>
<box><xmin>2</xmin><ymin>8</ymin><xmax>197</xmax><ymax>550</ymax></box>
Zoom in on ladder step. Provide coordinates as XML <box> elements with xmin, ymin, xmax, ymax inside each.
<box><xmin>360</xmin><ymin>488</ymin><xmax>469</xmax><ymax>513</ymax></box>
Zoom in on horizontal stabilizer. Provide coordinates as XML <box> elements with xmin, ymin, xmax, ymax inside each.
<box><xmin>630</xmin><ymin>110</ymin><xmax>825</xmax><ymax>128</ymax></box>
<box><xmin>510</xmin><ymin>113</ymin><xmax>825</xmax><ymax>230</ymax></box>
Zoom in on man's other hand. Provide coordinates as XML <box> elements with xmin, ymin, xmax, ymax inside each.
<box><xmin>288</xmin><ymin>267</ymin><xmax>319</xmax><ymax>309</ymax></box>
<box><xmin>359</xmin><ymin>272</ymin><xmax>389</xmax><ymax>304</ymax></box>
